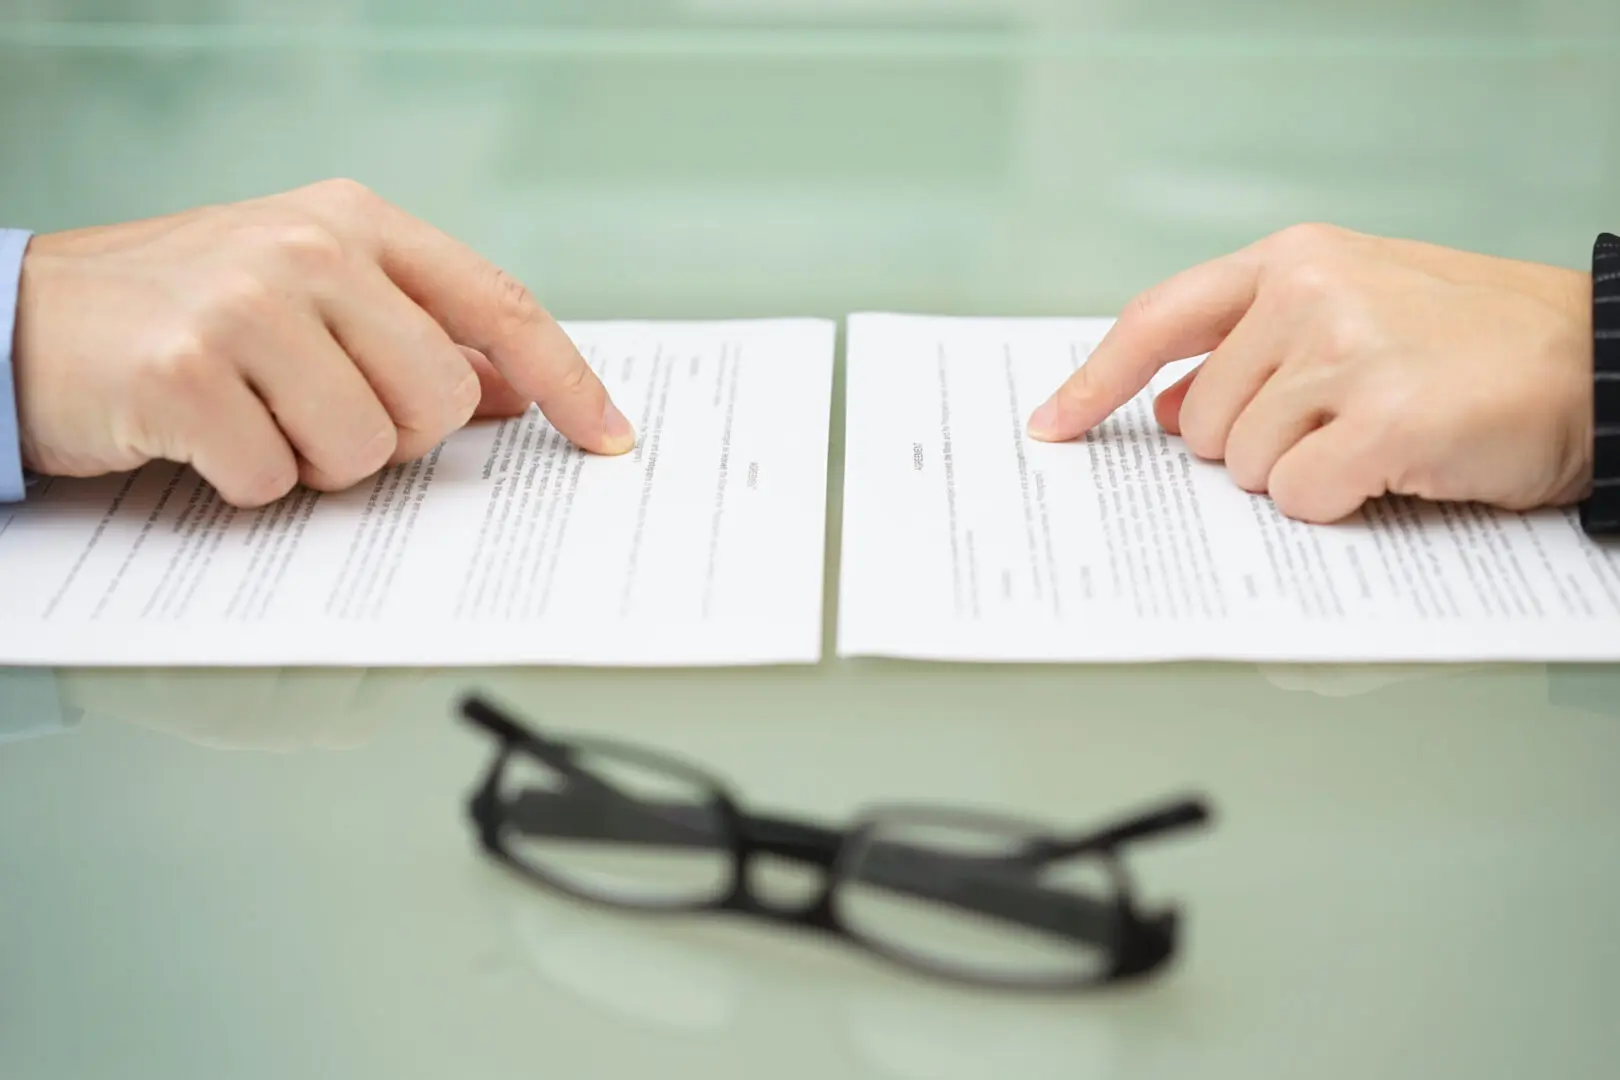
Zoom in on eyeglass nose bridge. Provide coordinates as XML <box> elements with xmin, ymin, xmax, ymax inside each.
<box><xmin>716</xmin><ymin>816</ymin><xmax>853</xmax><ymax>930</ymax></box>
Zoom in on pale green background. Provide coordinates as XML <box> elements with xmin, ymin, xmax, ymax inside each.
<box><xmin>2</xmin><ymin>3</ymin><xmax>1620</xmax><ymax>1079</ymax></box>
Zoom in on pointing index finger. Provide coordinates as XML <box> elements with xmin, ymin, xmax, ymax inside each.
<box><xmin>1028</xmin><ymin>250</ymin><xmax>1262</xmax><ymax>442</ymax></box>
<box><xmin>333</xmin><ymin>185</ymin><xmax>635</xmax><ymax>455</ymax></box>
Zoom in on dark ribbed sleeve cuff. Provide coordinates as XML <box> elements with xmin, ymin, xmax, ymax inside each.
<box><xmin>1578</xmin><ymin>232</ymin><xmax>1620</xmax><ymax>536</ymax></box>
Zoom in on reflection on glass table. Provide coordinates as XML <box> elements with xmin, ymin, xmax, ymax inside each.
<box><xmin>0</xmin><ymin>666</ymin><xmax>431</xmax><ymax>750</ymax></box>
<box><xmin>506</xmin><ymin>880</ymin><xmax>1141</xmax><ymax>1080</ymax></box>
<box><xmin>460</xmin><ymin>692</ymin><xmax>1213</xmax><ymax>991</ymax></box>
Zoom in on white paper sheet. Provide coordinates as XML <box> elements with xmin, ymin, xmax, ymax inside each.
<box><xmin>838</xmin><ymin>313</ymin><xmax>1620</xmax><ymax>663</ymax></box>
<box><xmin>0</xmin><ymin>319</ymin><xmax>835</xmax><ymax>667</ymax></box>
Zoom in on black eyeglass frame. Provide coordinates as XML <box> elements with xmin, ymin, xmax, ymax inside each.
<box><xmin>459</xmin><ymin>693</ymin><xmax>1211</xmax><ymax>992</ymax></box>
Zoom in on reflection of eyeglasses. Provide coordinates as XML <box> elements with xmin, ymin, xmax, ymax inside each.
<box><xmin>459</xmin><ymin>694</ymin><xmax>1214</xmax><ymax>992</ymax></box>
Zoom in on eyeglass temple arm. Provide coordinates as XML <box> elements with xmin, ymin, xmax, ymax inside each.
<box><xmin>1041</xmin><ymin>796</ymin><xmax>1212</xmax><ymax>859</ymax></box>
<box><xmin>503</xmin><ymin>790</ymin><xmax>1126</xmax><ymax>948</ymax></box>
<box><xmin>461</xmin><ymin>696</ymin><xmax>630</xmax><ymax>808</ymax></box>
<box><xmin>462</xmin><ymin>696</ymin><xmax>549</xmax><ymax>751</ymax></box>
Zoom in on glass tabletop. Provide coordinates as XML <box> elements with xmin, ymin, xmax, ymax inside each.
<box><xmin>2</xmin><ymin>3</ymin><xmax>1619</xmax><ymax>1078</ymax></box>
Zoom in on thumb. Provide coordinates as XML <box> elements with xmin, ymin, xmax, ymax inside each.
<box><xmin>1152</xmin><ymin>365</ymin><xmax>1200</xmax><ymax>434</ymax></box>
<box><xmin>461</xmin><ymin>346</ymin><xmax>533</xmax><ymax>419</ymax></box>
<box><xmin>1028</xmin><ymin>251</ymin><xmax>1260</xmax><ymax>442</ymax></box>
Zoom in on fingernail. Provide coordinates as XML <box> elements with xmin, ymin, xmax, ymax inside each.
<box><xmin>602</xmin><ymin>400</ymin><xmax>636</xmax><ymax>453</ymax></box>
<box><xmin>1027</xmin><ymin>398</ymin><xmax>1063</xmax><ymax>440</ymax></box>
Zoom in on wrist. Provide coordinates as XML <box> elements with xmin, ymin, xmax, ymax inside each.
<box><xmin>11</xmin><ymin>245</ymin><xmax>85</xmax><ymax>479</ymax></box>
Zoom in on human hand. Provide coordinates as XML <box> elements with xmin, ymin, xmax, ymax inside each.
<box><xmin>1027</xmin><ymin>224</ymin><xmax>1594</xmax><ymax>523</ymax></box>
<box><xmin>14</xmin><ymin>179</ymin><xmax>635</xmax><ymax>507</ymax></box>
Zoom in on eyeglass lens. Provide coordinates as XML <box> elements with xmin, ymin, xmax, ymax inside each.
<box><xmin>494</xmin><ymin>741</ymin><xmax>733</xmax><ymax>908</ymax></box>
<box><xmin>837</xmin><ymin>814</ymin><xmax>1120</xmax><ymax>984</ymax></box>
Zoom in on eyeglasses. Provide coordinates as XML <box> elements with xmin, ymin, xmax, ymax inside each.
<box><xmin>458</xmin><ymin>694</ymin><xmax>1213</xmax><ymax>992</ymax></box>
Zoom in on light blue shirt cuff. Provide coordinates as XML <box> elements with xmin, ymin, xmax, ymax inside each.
<box><xmin>0</xmin><ymin>228</ymin><xmax>31</xmax><ymax>504</ymax></box>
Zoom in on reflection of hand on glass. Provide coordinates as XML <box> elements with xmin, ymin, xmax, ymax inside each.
<box><xmin>461</xmin><ymin>694</ymin><xmax>1213</xmax><ymax>991</ymax></box>
<box><xmin>1257</xmin><ymin>663</ymin><xmax>1485</xmax><ymax>698</ymax></box>
<box><xmin>0</xmin><ymin>669</ymin><xmax>78</xmax><ymax>743</ymax></box>
<box><xmin>1546</xmin><ymin>663</ymin><xmax>1620</xmax><ymax>718</ymax></box>
<box><xmin>53</xmin><ymin>668</ymin><xmax>425</xmax><ymax>751</ymax></box>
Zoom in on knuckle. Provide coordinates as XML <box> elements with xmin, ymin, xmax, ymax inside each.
<box><xmin>299</xmin><ymin>466</ymin><xmax>345</xmax><ymax>493</ymax></box>
<box><xmin>270</xmin><ymin>221</ymin><xmax>348</xmax><ymax>274</ymax></box>
<box><xmin>144</xmin><ymin>331</ymin><xmax>224</xmax><ymax>400</ymax></box>
<box><xmin>1314</xmin><ymin>300</ymin><xmax>1378</xmax><ymax>365</ymax></box>
<box><xmin>555</xmin><ymin>359</ymin><xmax>594</xmax><ymax>398</ymax></box>
<box><xmin>1222</xmin><ymin>442</ymin><xmax>1268</xmax><ymax>493</ymax></box>
<box><xmin>312</xmin><ymin>426</ymin><xmax>396</xmax><ymax>491</ymax></box>
<box><xmin>304</xmin><ymin>177</ymin><xmax>379</xmax><ymax>217</ymax></box>
<box><xmin>183</xmin><ymin>271</ymin><xmax>281</xmax><ymax>356</ymax></box>
<box><xmin>1176</xmin><ymin>405</ymin><xmax>1225</xmax><ymax>461</ymax></box>
<box><xmin>1269</xmin><ymin>483</ymin><xmax>1312</xmax><ymax>522</ymax></box>
<box><xmin>354</xmin><ymin>425</ymin><xmax>398</xmax><ymax>475</ymax></box>
<box><xmin>1266</xmin><ymin>221</ymin><xmax>1345</xmax><ymax>260</ymax></box>
<box><xmin>391</xmin><ymin>427</ymin><xmax>444</xmax><ymax>465</ymax></box>
<box><xmin>1268</xmin><ymin>460</ymin><xmax>1342</xmax><ymax>523</ymax></box>
<box><xmin>1119</xmin><ymin>283</ymin><xmax>1167</xmax><ymax>329</ymax></box>
<box><xmin>492</xmin><ymin>270</ymin><xmax>543</xmax><ymax>331</ymax></box>
<box><xmin>1358</xmin><ymin>367</ymin><xmax>1421</xmax><ymax>432</ymax></box>
<box><xmin>1276</xmin><ymin>259</ymin><xmax>1340</xmax><ymax>306</ymax></box>
<box><xmin>212</xmin><ymin>269</ymin><xmax>281</xmax><ymax>326</ymax></box>
<box><xmin>397</xmin><ymin>365</ymin><xmax>481</xmax><ymax>433</ymax></box>
<box><xmin>1264</xmin><ymin>455</ymin><xmax>1302</xmax><ymax>509</ymax></box>
<box><xmin>1182</xmin><ymin>429</ymin><xmax>1224</xmax><ymax>463</ymax></box>
<box><xmin>237</xmin><ymin>462</ymin><xmax>299</xmax><ymax>507</ymax></box>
